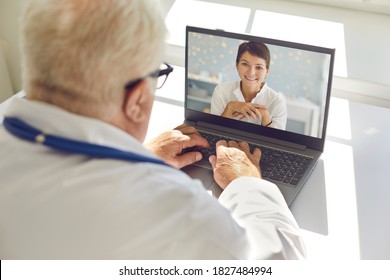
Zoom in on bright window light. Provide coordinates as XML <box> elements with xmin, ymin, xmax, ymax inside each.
<box><xmin>327</xmin><ymin>97</ymin><xmax>352</xmax><ymax>140</ymax></box>
<box><xmin>321</xmin><ymin>140</ymin><xmax>360</xmax><ymax>259</ymax></box>
<box><xmin>251</xmin><ymin>10</ymin><xmax>348</xmax><ymax>77</ymax></box>
<box><xmin>165</xmin><ymin>0</ymin><xmax>251</xmax><ymax>46</ymax></box>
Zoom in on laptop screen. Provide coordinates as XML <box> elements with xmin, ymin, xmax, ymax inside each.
<box><xmin>185</xmin><ymin>26</ymin><xmax>335</xmax><ymax>148</ymax></box>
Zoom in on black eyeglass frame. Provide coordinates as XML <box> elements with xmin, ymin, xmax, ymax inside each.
<box><xmin>124</xmin><ymin>62</ymin><xmax>174</xmax><ymax>91</ymax></box>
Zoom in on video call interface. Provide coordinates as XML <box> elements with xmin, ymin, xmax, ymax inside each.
<box><xmin>186</xmin><ymin>31</ymin><xmax>333</xmax><ymax>139</ymax></box>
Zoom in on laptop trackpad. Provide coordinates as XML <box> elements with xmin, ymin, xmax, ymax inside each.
<box><xmin>181</xmin><ymin>165</ymin><xmax>223</xmax><ymax>197</ymax></box>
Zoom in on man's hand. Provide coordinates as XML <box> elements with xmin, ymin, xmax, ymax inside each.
<box><xmin>144</xmin><ymin>124</ymin><xmax>209</xmax><ymax>169</ymax></box>
<box><xmin>209</xmin><ymin>140</ymin><xmax>261</xmax><ymax>189</ymax></box>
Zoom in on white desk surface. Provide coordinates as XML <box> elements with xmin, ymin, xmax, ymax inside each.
<box><xmin>147</xmin><ymin>97</ymin><xmax>390</xmax><ymax>260</ymax></box>
<box><xmin>2</xmin><ymin>76</ymin><xmax>389</xmax><ymax>260</ymax></box>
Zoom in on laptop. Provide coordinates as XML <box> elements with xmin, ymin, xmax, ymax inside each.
<box><xmin>182</xmin><ymin>26</ymin><xmax>335</xmax><ymax>207</ymax></box>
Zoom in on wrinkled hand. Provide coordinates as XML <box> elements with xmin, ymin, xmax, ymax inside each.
<box><xmin>209</xmin><ymin>140</ymin><xmax>261</xmax><ymax>189</ymax></box>
<box><xmin>144</xmin><ymin>124</ymin><xmax>209</xmax><ymax>169</ymax></box>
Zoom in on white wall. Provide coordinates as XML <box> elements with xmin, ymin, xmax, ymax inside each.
<box><xmin>0</xmin><ymin>0</ymin><xmax>24</xmax><ymax>94</ymax></box>
<box><xmin>0</xmin><ymin>43</ymin><xmax>13</xmax><ymax>101</ymax></box>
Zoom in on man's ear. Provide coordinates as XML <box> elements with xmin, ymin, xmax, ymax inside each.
<box><xmin>122</xmin><ymin>80</ymin><xmax>150</xmax><ymax>124</ymax></box>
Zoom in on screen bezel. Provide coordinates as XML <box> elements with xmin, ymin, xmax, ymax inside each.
<box><xmin>185</xmin><ymin>25</ymin><xmax>335</xmax><ymax>152</ymax></box>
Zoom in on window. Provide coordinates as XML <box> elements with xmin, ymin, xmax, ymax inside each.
<box><xmin>165</xmin><ymin>0</ymin><xmax>250</xmax><ymax>46</ymax></box>
<box><xmin>251</xmin><ymin>10</ymin><xmax>347</xmax><ymax>77</ymax></box>
<box><xmin>163</xmin><ymin>0</ymin><xmax>390</xmax><ymax>105</ymax></box>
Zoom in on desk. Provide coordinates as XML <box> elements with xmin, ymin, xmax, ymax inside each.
<box><xmin>147</xmin><ymin>97</ymin><xmax>390</xmax><ymax>260</ymax></box>
<box><xmin>292</xmin><ymin>98</ymin><xmax>390</xmax><ymax>260</ymax></box>
<box><xmin>145</xmin><ymin>67</ymin><xmax>390</xmax><ymax>259</ymax></box>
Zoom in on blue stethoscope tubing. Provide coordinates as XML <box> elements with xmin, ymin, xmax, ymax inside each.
<box><xmin>3</xmin><ymin>117</ymin><xmax>169</xmax><ymax>166</ymax></box>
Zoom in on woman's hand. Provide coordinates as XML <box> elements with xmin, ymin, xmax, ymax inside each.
<box><xmin>222</xmin><ymin>101</ymin><xmax>272</xmax><ymax>126</ymax></box>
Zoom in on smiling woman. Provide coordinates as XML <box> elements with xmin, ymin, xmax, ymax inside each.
<box><xmin>210</xmin><ymin>41</ymin><xmax>287</xmax><ymax>130</ymax></box>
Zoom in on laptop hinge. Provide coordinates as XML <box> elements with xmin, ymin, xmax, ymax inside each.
<box><xmin>193</xmin><ymin>121</ymin><xmax>308</xmax><ymax>151</ymax></box>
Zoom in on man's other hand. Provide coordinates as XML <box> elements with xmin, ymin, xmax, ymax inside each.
<box><xmin>209</xmin><ymin>140</ymin><xmax>261</xmax><ymax>189</ymax></box>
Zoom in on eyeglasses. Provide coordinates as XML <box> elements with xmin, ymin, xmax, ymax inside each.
<box><xmin>125</xmin><ymin>62</ymin><xmax>174</xmax><ymax>91</ymax></box>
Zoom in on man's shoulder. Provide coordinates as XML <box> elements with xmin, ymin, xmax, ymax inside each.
<box><xmin>94</xmin><ymin>160</ymin><xmax>205</xmax><ymax>195</ymax></box>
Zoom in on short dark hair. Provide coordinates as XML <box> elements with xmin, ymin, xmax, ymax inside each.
<box><xmin>236</xmin><ymin>41</ymin><xmax>271</xmax><ymax>69</ymax></box>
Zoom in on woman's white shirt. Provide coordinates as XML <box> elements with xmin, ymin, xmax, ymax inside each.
<box><xmin>211</xmin><ymin>81</ymin><xmax>287</xmax><ymax>130</ymax></box>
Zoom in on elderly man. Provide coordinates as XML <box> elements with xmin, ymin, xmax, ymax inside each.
<box><xmin>0</xmin><ymin>0</ymin><xmax>305</xmax><ymax>259</ymax></box>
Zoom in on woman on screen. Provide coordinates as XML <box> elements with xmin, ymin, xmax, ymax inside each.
<box><xmin>211</xmin><ymin>41</ymin><xmax>287</xmax><ymax>130</ymax></box>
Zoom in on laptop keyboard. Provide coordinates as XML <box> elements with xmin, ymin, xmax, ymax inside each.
<box><xmin>188</xmin><ymin>131</ymin><xmax>313</xmax><ymax>186</ymax></box>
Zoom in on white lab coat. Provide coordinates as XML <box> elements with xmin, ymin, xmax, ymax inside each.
<box><xmin>211</xmin><ymin>81</ymin><xmax>287</xmax><ymax>130</ymax></box>
<box><xmin>0</xmin><ymin>96</ymin><xmax>305</xmax><ymax>259</ymax></box>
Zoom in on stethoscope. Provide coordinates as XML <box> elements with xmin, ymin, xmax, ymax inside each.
<box><xmin>2</xmin><ymin>117</ymin><xmax>169</xmax><ymax>167</ymax></box>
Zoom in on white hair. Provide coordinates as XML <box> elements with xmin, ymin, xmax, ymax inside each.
<box><xmin>21</xmin><ymin>0</ymin><xmax>166</xmax><ymax>117</ymax></box>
